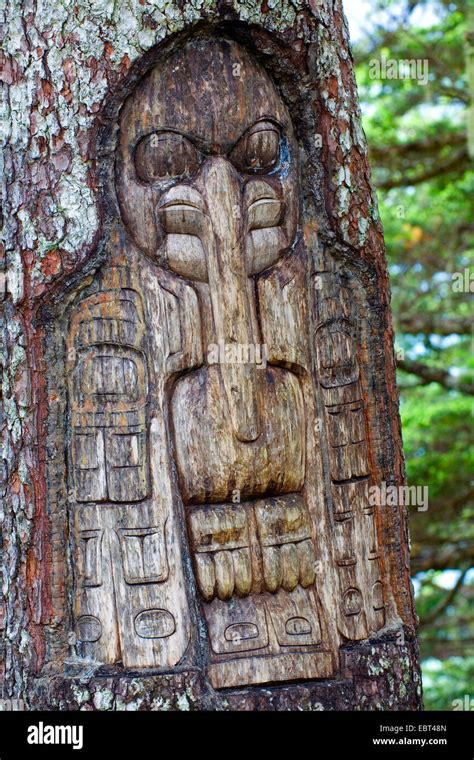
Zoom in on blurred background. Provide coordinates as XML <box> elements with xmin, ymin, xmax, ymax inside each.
<box><xmin>345</xmin><ymin>0</ymin><xmax>473</xmax><ymax>710</ymax></box>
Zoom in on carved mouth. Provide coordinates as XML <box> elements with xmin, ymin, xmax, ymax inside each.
<box><xmin>157</xmin><ymin>186</ymin><xmax>206</xmax><ymax>215</ymax></box>
<box><xmin>246</xmin><ymin>197</ymin><xmax>279</xmax><ymax>210</ymax></box>
<box><xmin>157</xmin><ymin>199</ymin><xmax>205</xmax><ymax>213</ymax></box>
<box><xmin>156</xmin><ymin>191</ymin><xmax>208</xmax><ymax>237</ymax></box>
<box><xmin>247</xmin><ymin>197</ymin><xmax>282</xmax><ymax>229</ymax></box>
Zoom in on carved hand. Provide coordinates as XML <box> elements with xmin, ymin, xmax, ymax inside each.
<box><xmin>189</xmin><ymin>495</ymin><xmax>316</xmax><ymax>602</ymax></box>
<box><xmin>254</xmin><ymin>495</ymin><xmax>316</xmax><ymax>593</ymax></box>
<box><xmin>189</xmin><ymin>504</ymin><xmax>252</xmax><ymax>601</ymax></box>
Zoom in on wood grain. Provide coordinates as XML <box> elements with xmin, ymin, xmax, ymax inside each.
<box><xmin>62</xmin><ymin>35</ymin><xmax>386</xmax><ymax>687</ymax></box>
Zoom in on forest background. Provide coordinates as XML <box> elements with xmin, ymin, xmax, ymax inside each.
<box><xmin>346</xmin><ymin>0</ymin><xmax>473</xmax><ymax>709</ymax></box>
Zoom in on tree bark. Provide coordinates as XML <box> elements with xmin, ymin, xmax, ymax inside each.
<box><xmin>0</xmin><ymin>0</ymin><xmax>422</xmax><ymax>710</ymax></box>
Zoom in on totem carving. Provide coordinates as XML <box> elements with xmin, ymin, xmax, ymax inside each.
<box><xmin>65</xmin><ymin>36</ymin><xmax>385</xmax><ymax>688</ymax></box>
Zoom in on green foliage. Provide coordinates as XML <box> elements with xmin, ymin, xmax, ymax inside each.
<box><xmin>402</xmin><ymin>387</ymin><xmax>473</xmax><ymax>506</ymax></box>
<box><xmin>422</xmin><ymin>656</ymin><xmax>474</xmax><ymax>710</ymax></box>
<box><xmin>352</xmin><ymin>0</ymin><xmax>473</xmax><ymax>710</ymax></box>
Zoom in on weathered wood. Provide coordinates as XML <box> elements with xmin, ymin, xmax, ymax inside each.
<box><xmin>1</xmin><ymin>1</ymin><xmax>422</xmax><ymax>710</ymax></box>
<box><xmin>61</xmin><ymin>34</ymin><xmax>390</xmax><ymax>689</ymax></box>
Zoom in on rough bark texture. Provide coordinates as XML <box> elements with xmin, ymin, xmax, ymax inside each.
<box><xmin>0</xmin><ymin>0</ymin><xmax>422</xmax><ymax>710</ymax></box>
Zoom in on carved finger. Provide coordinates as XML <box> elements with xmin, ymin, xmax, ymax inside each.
<box><xmin>232</xmin><ymin>548</ymin><xmax>252</xmax><ymax>597</ymax></box>
<box><xmin>297</xmin><ymin>539</ymin><xmax>316</xmax><ymax>587</ymax></box>
<box><xmin>262</xmin><ymin>546</ymin><xmax>282</xmax><ymax>593</ymax></box>
<box><xmin>280</xmin><ymin>543</ymin><xmax>299</xmax><ymax>592</ymax></box>
<box><xmin>214</xmin><ymin>550</ymin><xmax>235</xmax><ymax>600</ymax></box>
<box><xmin>195</xmin><ymin>553</ymin><xmax>216</xmax><ymax>601</ymax></box>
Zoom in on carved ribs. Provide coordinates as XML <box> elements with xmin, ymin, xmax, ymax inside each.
<box><xmin>313</xmin><ymin>260</ymin><xmax>386</xmax><ymax>640</ymax></box>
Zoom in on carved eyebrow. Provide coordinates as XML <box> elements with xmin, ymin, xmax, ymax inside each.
<box><xmin>229</xmin><ymin>118</ymin><xmax>283</xmax><ymax>152</ymax></box>
<box><xmin>145</xmin><ymin>128</ymin><xmax>220</xmax><ymax>156</ymax></box>
<box><xmin>134</xmin><ymin>128</ymin><xmax>203</xmax><ymax>149</ymax></box>
<box><xmin>190</xmin><ymin>119</ymin><xmax>284</xmax><ymax>154</ymax></box>
<box><xmin>134</xmin><ymin>120</ymin><xmax>283</xmax><ymax>159</ymax></box>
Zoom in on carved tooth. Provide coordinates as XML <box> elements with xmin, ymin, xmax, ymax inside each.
<box><xmin>297</xmin><ymin>539</ymin><xmax>316</xmax><ymax>587</ymax></box>
<box><xmin>262</xmin><ymin>546</ymin><xmax>282</xmax><ymax>593</ymax></box>
<box><xmin>195</xmin><ymin>553</ymin><xmax>216</xmax><ymax>602</ymax></box>
<box><xmin>214</xmin><ymin>550</ymin><xmax>235</xmax><ymax>601</ymax></box>
<box><xmin>232</xmin><ymin>548</ymin><xmax>253</xmax><ymax>597</ymax></box>
<box><xmin>280</xmin><ymin>543</ymin><xmax>299</xmax><ymax>592</ymax></box>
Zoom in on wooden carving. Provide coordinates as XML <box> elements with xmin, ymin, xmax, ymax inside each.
<box><xmin>65</xmin><ymin>36</ymin><xmax>385</xmax><ymax>689</ymax></box>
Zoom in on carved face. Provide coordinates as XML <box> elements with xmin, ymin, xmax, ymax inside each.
<box><xmin>117</xmin><ymin>37</ymin><xmax>299</xmax><ymax>270</ymax></box>
<box><xmin>117</xmin><ymin>38</ymin><xmax>300</xmax><ymax>449</ymax></box>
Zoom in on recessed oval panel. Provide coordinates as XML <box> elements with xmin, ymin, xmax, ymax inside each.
<box><xmin>77</xmin><ymin>615</ymin><xmax>102</xmax><ymax>642</ymax></box>
<box><xmin>343</xmin><ymin>588</ymin><xmax>363</xmax><ymax>616</ymax></box>
<box><xmin>285</xmin><ymin>616</ymin><xmax>312</xmax><ymax>636</ymax></box>
<box><xmin>372</xmin><ymin>580</ymin><xmax>385</xmax><ymax>610</ymax></box>
<box><xmin>225</xmin><ymin>623</ymin><xmax>259</xmax><ymax>643</ymax></box>
<box><xmin>134</xmin><ymin>609</ymin><xmax>176</xmax><ymax>639</ymax></box>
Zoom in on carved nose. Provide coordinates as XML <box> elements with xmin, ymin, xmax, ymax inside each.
<box><xmin>200</xmin><ymin>158</ymin><xmax>261</xmax><ymax>443</ymax></box>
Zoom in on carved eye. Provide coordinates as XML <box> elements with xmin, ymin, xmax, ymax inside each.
<box><xmin>135</xmin><ymin>131</ymin><xmax>202</xmax><ymax>183</ymax></box>
<box><xmin>230</xmin><ymin>121</ymin><xmax>281</xmax><ymax>174</ymax></box>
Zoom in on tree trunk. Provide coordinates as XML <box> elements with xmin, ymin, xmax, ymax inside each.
<box><xmin>0</xmin><ymin>0</ymin><xmax>422</xmax><ymax>710</ymax></box>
